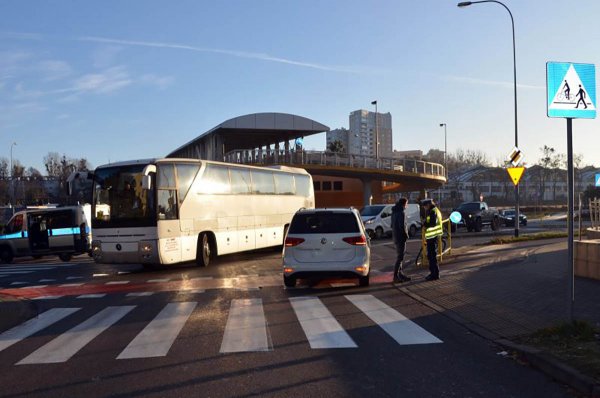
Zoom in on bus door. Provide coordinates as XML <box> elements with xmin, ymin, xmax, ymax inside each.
<box><xmin>46</xmin><ymin>210</ymin><xmax>77</xmax><ymax>252</ymax></box>
<box><xmin>2</xmin><ymin>213</ymin><xmax>28</xmax><ymax>255</ymax></box>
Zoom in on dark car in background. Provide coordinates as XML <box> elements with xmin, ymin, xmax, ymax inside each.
<box><xmin>453</xmin><ymin>201</ymin><xmax>501</xmax><ymax>232</ymax></box>
<box><xmin>499</xmin><ymin>209</ymin><xmax>527</xmax><ymax>226</ymax></box>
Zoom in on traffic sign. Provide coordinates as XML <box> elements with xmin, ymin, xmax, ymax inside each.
<box><xmin>547</xmin><ymin>62</ymin><xmax>596</xmax><ymax>119</ymax></box>
<box><xmin>596</xmin><ymin>173</ymin><xmax>600</xmax><ymax>187</ymax></box>
<box><xmin>449</xmin><ymin>211</ymin><xmax>462</xmax><ymax>224</ymax></box>
<box><xmin>507</xmin><ymin>147</ymin><xmax>523</xmax><ymax>166</ymax></box>
<box><xmin>507</xmin><ymin>167</ymin><xmax>525</xmax><ymax>186</ymax></box>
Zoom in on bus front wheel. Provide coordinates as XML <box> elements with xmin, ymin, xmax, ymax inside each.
<box><xmin>196</xmin><ymin>233</ymin><xmax>213</xmax><ymax>267</ymax></box>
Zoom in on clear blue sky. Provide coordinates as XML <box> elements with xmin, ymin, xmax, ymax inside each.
<box><xmin>1</xmin><ymin>0</ymin><xmax>599</xmax><ymax>173</ymax></box>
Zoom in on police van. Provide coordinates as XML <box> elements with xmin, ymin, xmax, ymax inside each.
<box><xmin>0</xmin><ymin>206</ymin><xmax>91</xmax><ymax>263</ymax></box>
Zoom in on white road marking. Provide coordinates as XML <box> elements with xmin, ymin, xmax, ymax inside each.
<box><xmin>77</xmin><ymin>294</ymin><xmax>106</xmax><ymax>299</ymax></box>
<box><xmin>18</xmin><ymin>306</ymin><xmax>135</xmax><ymax>364</ymax></box>
<box><xmin>289</xmin><ymin>297</ymin><xmax>357</xmax><ymax>349</ymax></box>
<box><xmin>10</xmin><ymin>282</ymin><xmax>28</xmax><ymax>286</ymax></box>
<box><xmin>220</xmin><ymin>298</ymin><xmax>270</xmax><ymax>353</ymax></box>
<box><xmin>0</xmin><ymin>271</ymin><xmax>33</xmax><ymax>275</ymax></box>
<box><xmin>32</xmin><ymin>296</ymin><xmax>63</xmax><ymax>300</ymax></box>
<box><xmin>345</xmin><ymin>295</ymin><xmax>442</xmax><ymax>345</ymax></box>
<box><xmin>0</xmin><ymin>308</ymin><xmax>80</xmax><ymax>353</ymax></box>
<box><xmin>66</xmin><ymin>276</ymin><xmax>84</xmax><ymax>280</ymax></box>
<box><xmin>106</xmin><ymin>281</ymin><xmax>129</xmax><ymax>285</ymax></box>
<box><xmin>92</xmin><ymin>273</ymin><xmax>109</xmax><ymax>277</ymax></box>
<box><xmin>60</xmin><ymin>283</ymin><xmax>84</xmax><ymax>287</ymax></box>
<box><xmin>126</xmin><ymin>292</ymin><xmax>154</xmax><ymax>297</ymax></box>
<box><xmin>38</xmin><ymin>279</ymin><xmax>56</xmax><ymax>282</ymax></box>
<box><xmin>147</xmin><ymin>278</ymin><xmax>169</xmax><ymax>283</ymax></box>
<box><xmin>117</xmin><ymin>302</ymin><xmax>197</xmax><ymax>359</ymax></box>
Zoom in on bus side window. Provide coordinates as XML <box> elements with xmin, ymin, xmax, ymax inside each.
<box><xmin>294</xmin><ymin>175</ymin><xmax>311</xmax><ymax>197</ymax></box>
<box><xmin>157</xmin><ymin>190</ymin><xmax>178</xmax><ymax>220</ymax></box>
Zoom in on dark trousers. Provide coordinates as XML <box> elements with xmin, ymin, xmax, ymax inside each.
<box><xmin>393</xmin><ymin>240</ymin><xmax>407</xmax><ymax>278</ymax></box>
<box><xmin>426</xmin><ymin>238</ymin><xmax>439</xmax><ymax>277</ymax></box>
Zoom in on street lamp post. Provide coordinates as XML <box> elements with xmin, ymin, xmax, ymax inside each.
<box><xmin>439</xmin><ymin>123</ymin><xmax>447</xmax><ymax>179</ymax></box>
<box><xmin>10</xmin><ymin>142</ymin><xmax>17</xmax><ymax>205</ymax></box>
<box><xmin>371</xmin><ymin>100</ymin><xmax>379</xmax><ymax>160</ymax></box>
<box><xmin>458</xmin><ymin>0</ymin><xmax>520</xmax><ymax>237</ymax></box>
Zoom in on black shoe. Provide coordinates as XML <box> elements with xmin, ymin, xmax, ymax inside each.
<box><xmin>398</xmin><ymin>274</ymin><xmax>411</xmax><ymax>282</ymax></box>
<box><xmin>425</xmin><ymin>274</ymin><xmax>439</xmax><ymax>281</ymax></box>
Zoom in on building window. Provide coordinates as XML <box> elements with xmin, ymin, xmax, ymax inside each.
<box><xmin>322</xmin><ymin>181</ymin><xmax>332</xmax><ymax>191</ymax></box>
<box><xmin>313</xmin><ymin>181</ymin><xmax>321</xmax><ymax>191</ymax></box>
<box><xmin>333</xmin><ymin>181</ymin><xmax>343</xmax><ymax>191</ymax></box>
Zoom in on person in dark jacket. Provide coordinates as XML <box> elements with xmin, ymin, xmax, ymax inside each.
<box><xmin>391</xmin><ymin>197</ymin><xmax>411</xmax><ymax>283</ymax></box>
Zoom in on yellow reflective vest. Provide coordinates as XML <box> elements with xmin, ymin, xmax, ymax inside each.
<box><xmin>425</xmin><ymin>207</ymin><xmax>443</xmax><ymax>240</ymax></box>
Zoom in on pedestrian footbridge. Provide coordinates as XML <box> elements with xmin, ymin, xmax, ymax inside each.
<box><xmin>224</xmin><ymin>150</ymin><xmax>446</xmax><ymax>204</ymax></box>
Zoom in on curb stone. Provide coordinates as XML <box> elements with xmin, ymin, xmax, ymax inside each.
<box><xmin>398</xmin><ymin>286</ymin><xmax>600</xmax><ymax>397</ymax></box>
<box><xmin>0</xmin><ymin>296</ymin><xmax>39</xmax><ymax>332</ymax></box>
<box><xmin>496</xmin><ymin>339</ymin><xmax>600</xmax><ymax>397</ymax></box>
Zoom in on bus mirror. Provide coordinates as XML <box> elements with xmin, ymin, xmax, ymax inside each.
<box><xmin>142</xmin><ymin>175</ymin><xmax>152</xmax><ymax>190</ymax></box>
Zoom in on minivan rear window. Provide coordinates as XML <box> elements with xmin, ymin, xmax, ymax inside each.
<box><xmin>289</xmin><ymin>212</ymin><xmax>360</xmax><ymax>234</ymax></box>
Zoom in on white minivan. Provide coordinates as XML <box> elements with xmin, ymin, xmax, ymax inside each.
<box><xmin>360</xmin><ymin>203</ymin><xmax>421</xmax><ymax>239</ymax></box>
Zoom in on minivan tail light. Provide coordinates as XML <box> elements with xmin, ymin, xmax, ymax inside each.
<box><xmin>285</xmin><ymin>237</ymin><xmax>305</xmax><ymax>247</ymax></box>
<box><xmin>343</xmin><ymin>235</ymin><xmax>367</xmax><ymax>246</ymax></box>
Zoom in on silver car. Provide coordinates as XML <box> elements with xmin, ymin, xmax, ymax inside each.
<box><xmin>282</xmin><ymin>208</ymin><xmax>370</xmax><ymax>288</ymax></box>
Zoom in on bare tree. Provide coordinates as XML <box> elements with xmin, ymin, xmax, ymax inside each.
<box><xmin>26</xmin><ymin>167</ymin><xmax>43</xmax><ymax>179</ymax></box>
<box><xmin>44</xmin><ymin>152</ymin><xmax>62</xmax><ymax>177</ymax></box>
<box><xmin>0</xmin><ymin>157</ymin><xmax>8</xmax><ymax>178</ymax></box>
<box><xmin>11</xmin><ymin>159</ymin><xmax>25</xmax><ymax>178</ymax></box>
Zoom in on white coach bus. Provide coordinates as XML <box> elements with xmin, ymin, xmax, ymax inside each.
<box><xmin>90</xmin><ymin>158</ymin><xmax>314</xmax><ymax>267</ymax></box>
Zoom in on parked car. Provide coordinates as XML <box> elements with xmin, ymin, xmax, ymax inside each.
<box><xmin>282</xmin><ymin>208</ymin><xmax>370</xmax><ymax>288</ymax></box>
<box><xmin>499</xmin><ymin>209</ymin><xmax>527</xmax><ymax>226</ymax></box>
<box><xmin>453</xmin><ymin>201</ymin><xmax>500</xmax><ymax>232</ymax></box>
<box><xmin>360</xmin><ymin>203</ymin><xmax>421</xmax><ymax>239</ymax></box>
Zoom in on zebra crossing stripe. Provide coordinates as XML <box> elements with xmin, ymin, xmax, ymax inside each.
<box><xmin>17</xmin><ymin>306</ymin><xmax>135</xmax><ymax>364</ymax></box>
<box><xmin>0</xmin><ymin>308</ymin><xmax>80</xmax><ymax>353</ymax></box>
<box><xmin>220</xmin><ymin>298</ymin><xmax>270</xmax><ymax>353</ymax></box>
<box><xmin>117</xmin><ymin>302</ymin><xmax>197</xmax><ymax>359</ymax></box>
<box><xmin>77</xmin><ymin>294</ymin><xmax>106</xmax><ymax>299</ymax></box>
<box><xmin>126</xmin><ymin>292</ymin><xmax>154</xmax><ymax>297</ymax></box>
<box><xmin>345</xmin><ymin>295</ymin><xmax>442</xmax><ymax>345</ymax></box>
<box><xmin>289</xmin><ymin>297</ymin><xmax>357</xmax><ymax>349</ymax></box>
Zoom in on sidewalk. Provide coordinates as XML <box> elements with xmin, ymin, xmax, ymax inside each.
<box><xmin>401</xmin><ymin>239</ymin><xmax>600</xmax><ymax>339</ymax></box>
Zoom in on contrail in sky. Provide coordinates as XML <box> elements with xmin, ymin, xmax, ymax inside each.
<box><xmin>79</xmin><ymin>36</ymin><xmax>370</xmax><ymax>74</ymax></box>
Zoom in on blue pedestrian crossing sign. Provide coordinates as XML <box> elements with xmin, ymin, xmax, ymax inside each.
<box><xmin>547</xmin><ymin>62</ymin><xmax>596</xmax><ymax>119</ymax></box>
<box><xmin>596</xmin><ymin>173</ymin><xmax>600</xmax><ymax>187</ymax></box>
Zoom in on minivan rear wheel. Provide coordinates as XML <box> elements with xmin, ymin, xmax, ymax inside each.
<box><xmin>283</xmin><ymin>275</ymin><xmax>296</xmax><ymax>288</ymax></box>
<box><xmin>358</xmin><ymin>274</ymin><xmax>370</xmax><ymax>287</ymax></box>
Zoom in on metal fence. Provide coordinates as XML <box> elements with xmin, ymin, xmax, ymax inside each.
<box><xmin>223</xmin><ymin>149</ymin><xmax>445</xmax><ymax>178</ymax></box>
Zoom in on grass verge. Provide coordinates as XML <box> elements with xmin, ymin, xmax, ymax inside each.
<box><xmin>489</xmin><ymin>231</ymin><xmax>567</xmax><ymax>245</ymax></box>
<box><xmin>517</xmin><ymin>321</ymin><xmax>600</xmax><ymax>382</ymax></box>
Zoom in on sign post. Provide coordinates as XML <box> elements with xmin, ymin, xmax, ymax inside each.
<box><xmin>547</xmin><ymin>61</ymin><xmax>596</xmax><ymax>322</ymax></box>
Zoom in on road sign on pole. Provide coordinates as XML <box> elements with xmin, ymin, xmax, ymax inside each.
<box><xmin>596</xmin><ymin>174</ymin><xmax>600</xmax><ymax>187</ymax></box>
<box><xmin>506</xmin><ymin>147</ymin><xmax>523</xmax><ymax>166</ymax></box>
<box><xmin>507</xmin><ymin>167</ymin><xmax>525</xmax><ymax>186</ymax></box>
<box><xmin>547</xmin><ymin>62</ymin><xmax>596</xmax><ymax>119</ymax></box>
<box><xmin>547</xmin><ymin>60</ymin><xmax>596</xmax><ymax>322</ymax></box>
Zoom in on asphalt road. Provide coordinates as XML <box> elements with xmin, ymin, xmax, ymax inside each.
<box><xmin>0</xmin><ymin>225</ymin><xmax>572</xmax><ymax>398</ymax></box>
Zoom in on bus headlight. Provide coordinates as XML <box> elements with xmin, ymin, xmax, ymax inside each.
<box><xmin>91</xmin><ymin>241</ymin><xmax>102</xmax><ymax>260</ymax></box>
<box><xmin>140</xmin><ymin>241</ymin><xmax>153</xmax><ymax>253</ymax></box>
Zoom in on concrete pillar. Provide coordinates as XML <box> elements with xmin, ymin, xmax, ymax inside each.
<box><xmin>285</xmin><ymin>140</ymin><xmax>290</xmax><ymax>163</ymax></box>
<box><xmin>258</xmin><ymin>146</ymin><xmax>263</xmax><ymax>163</ymax></box>
<box><xmin>362</xmin><ymin>179</ymin><xmax>373</xmax><ymax>207</ymax></box>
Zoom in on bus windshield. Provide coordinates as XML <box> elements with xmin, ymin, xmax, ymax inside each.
<box><xmin>92</xmin><ymin>165</ymin><xmax>156</xmax><ymax>228</ymax></box>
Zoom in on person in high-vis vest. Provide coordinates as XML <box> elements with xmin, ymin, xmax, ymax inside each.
<box><xmin>422</xmin><ymin>199</ymin><xmax>443</xmax><ymax>281</ymax></box>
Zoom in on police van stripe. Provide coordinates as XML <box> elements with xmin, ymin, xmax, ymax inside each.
<box><xmin>118</xmin><ymin>302</ymin><xmax>197</xmax><ymax>359</ymax></box>
<box><xmin>18</xmin><ymin>306</ymin><xmax>135</xmax><ymax>364</ymax></box>
<box><xmin>346</xmin><ymin>295</ymin><xmax>442</xmax><ymax>345</ymax></box>
<box><xmin>289</xmin><ymin>297</ymin><xmax>357</xmax><ymax>349</ymax></box>
<box><xmin>0</xmin><ymin>308</ymin><xmax>80</xmax><ymax>353</ymax></box>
